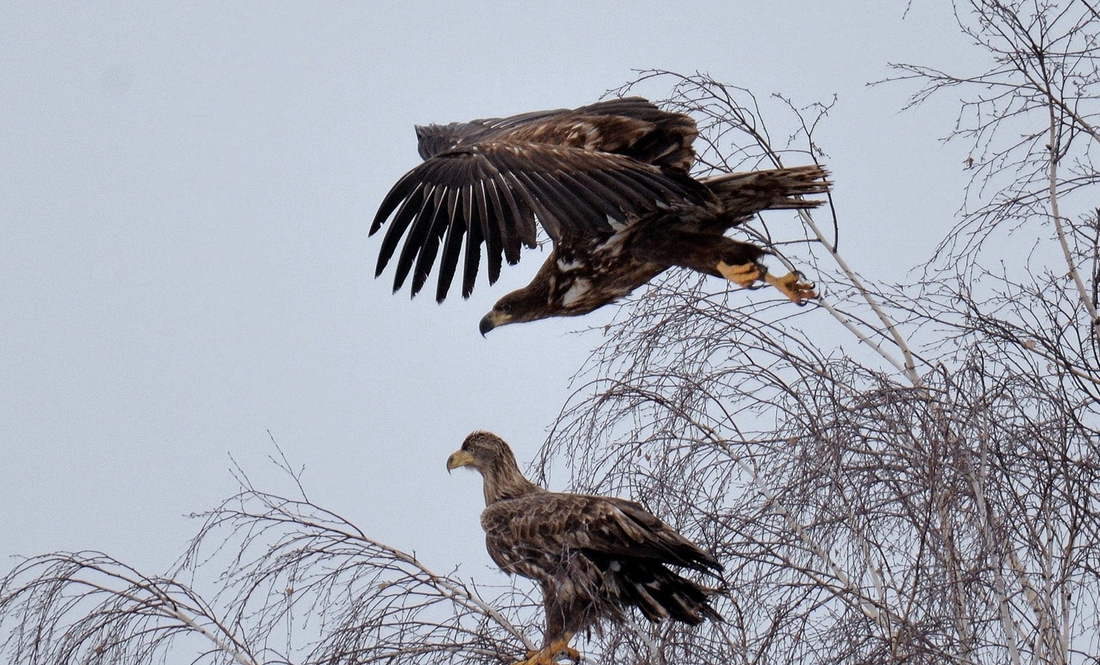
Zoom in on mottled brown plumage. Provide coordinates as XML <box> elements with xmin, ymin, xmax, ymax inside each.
<box><xmin>447</xmin><ymin>431</ymin><xmax>722</xmax><ymax>665</ymax></box>
<box><xmin>370</xmin><ymin>97</ymin><xmax>830</xmax><ymax>333</ymax></box>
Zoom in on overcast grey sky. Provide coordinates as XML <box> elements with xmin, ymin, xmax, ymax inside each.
<box><xmin>1</xmin><ymin>2</ymin><xmax>974</xmax><ymax>583</ymax></box>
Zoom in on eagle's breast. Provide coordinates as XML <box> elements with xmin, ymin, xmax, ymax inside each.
<box><xmin>548</xmin><ymin>229</ymin><xmax>664</xmax><ymax>314</ymax></box>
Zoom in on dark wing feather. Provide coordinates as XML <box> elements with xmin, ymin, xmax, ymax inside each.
<box><xmin>471</xmin><ymin>97</ymin><xmax>661</xmax><ymax>135</ymax></box>
<box><xmin>392</xmin><ymin>180</ymin><xmax>448</xmax><ymax>293</ymax></box>
<box><xmin>415</xmin><ymin>106</ymin><xmax>582</xmax><ymax>159</ymax></box>
<box><xmin>370</xmin><ymin>168</ymin><xmax>422</xmax><ymax>236</ymax></box>
<box><xmin>494</xmin><ymin>171</ymin><xmax>533</xmax><ymax>264</ymax></box>
<box><xmin>505</xmin><ymin>170</ymin><xmax>569</xmax><ymax>243</ymax></box>
<box><xmin>417</xmin><ymin>98</ymin><xmax>657</xmax><ymax>157</ymax></box>
<box><xmin>531</xmin><ymin>171</ymin><xmax>608</xmax><ymax>230</ymax></box>
<box><xmin>555</xmin><ymin>170</ymin><xmax>633</xmax><ymax>214</ymax></box>
<box><xmin>484</xmin><ymin>493</ymin><xmax>721</xmax><ymax>577</ymax></box>
<box><xmin>390</xmin><ymin>154</ymin><xmax>463</xmax><ymax>292</ymax></box>
<box><xmin>592</xmin><ymin>497</ymin><xmax>722</xmax><ymax>573</ymax></box>
<box><xmin>376</xmin><ymin>181</ymin><xmax>433</xmax><ymax>281</ymax></box>
<box><xmin>488</xmin><ymin>97</ymin><xmax>697</xmax><ymax>171</ymax></box>
<box><xmin>372</xmin><ymin>180</ymin><xmax>425</xmax><ymax>277</ymax></box>
<box><xmin>460</xmin><ymin>184</ymin><xmax>485</xmax><ymax>298</ymax></box>
<box><xmin>479</xmin><ymin>177</ymin><xmax>507</xmax><ymax>283</ymax></box>
<box><xmin>435</xmin><ymin>186</ymin><xmax>467</xmax><ymax>302</ymax></box>
<box><xmin>371</xmin><ymin>141</ymin><xmax>711</xmax><ymax>301</ymax></box>
<box><xmin>409</xmin><ymin>185</ymin><xmax>461</xmax><ymax>296</ymax></box>
<box><xmin>571</xmin><ymin>496</ymin><xmax>721</xmax><ymax>574</ymax></box>
<box><xmin>570</xmin><ymin>96</ymin><xmax>667</xmax><ymax>118</ymax></box>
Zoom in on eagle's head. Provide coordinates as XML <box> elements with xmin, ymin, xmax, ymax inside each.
<box><xmin>479</xmin><ymin>284</ymin><xmax>555</xmax><ymax>335</ymax></box>
<box><xmin>446</xmin><ymin>430</ymin><xmax>517</xmax><ymax>473</ymax></box>
<box><xmin>478</xmin><ymin>296</ymin><xmax>520</xmax><ymax>336</ymax></box>
<box><xmin>447</xmin><ymin>431</ymin><xmax>542</xmax><ymax>504</ymax></box>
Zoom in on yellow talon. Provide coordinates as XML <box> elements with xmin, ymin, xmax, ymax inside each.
<box><xmin>765</xmin><ymin>271</ymin><xmax>817</xmax><ymax>304</ymax></box>
<box><xmin>515</xmin><ymin>633</ymin><xmax>579</xmax><ymax>665</ymax></box>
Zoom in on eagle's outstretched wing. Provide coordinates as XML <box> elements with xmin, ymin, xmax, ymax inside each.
<box><xmin>370</xmin><ymin>141</ymin><xmax>709</xmax><ymax>303</ymax></box>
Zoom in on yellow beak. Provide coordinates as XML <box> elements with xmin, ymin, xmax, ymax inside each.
<box><xmin>479</xmin><ymin>310</ymin><xmax>513</xmax><ymax>336</ymax></box>
<box><xmin>446</xmin><ymin>449</ymin><xmax>475</xmax><ymax>472</ymax></box>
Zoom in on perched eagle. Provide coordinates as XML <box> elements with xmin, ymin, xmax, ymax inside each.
<box><xmin>447</xmin><ymin>431</ymin><xmax>722</xmax><ymax>665</ymax></box>
<box><xmin>371</xmin><ymin>97</ymin><xmax>830</xmax><ymax>334</ymax></box>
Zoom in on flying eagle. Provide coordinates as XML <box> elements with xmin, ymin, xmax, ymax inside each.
<box><xmin>370</xmin><ymin>97</ymin><xmax>830</xmax><ymax>334</ymax></box>
<box><xmin>447</xmin><ymin>431</ymin><xmax>722</xmax><ymax>665</ymax></box>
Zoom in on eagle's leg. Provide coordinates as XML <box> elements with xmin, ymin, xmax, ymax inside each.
<box><xmin>715</xmin><ymin>260</ymin><xmax>764</xmax><ymax>289</ymax></box>
<box><xmin>717</xmin><ymin>261</ymin><xmax>816</xmax><ymax>305</ymax></box>
<box><xmin>516</xmin><ymin>633</ymin><xmax>579</xmax><ymax>665</ymax></box>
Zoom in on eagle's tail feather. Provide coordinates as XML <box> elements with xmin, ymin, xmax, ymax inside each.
<box><xmin>702</xmin><ymin>164</ymin><xmax>831</xmax><ymax>223</ymax></box>
<box><xmin>615</xmin><ymin>564</ymin><xmax>723</xmax><ymax>626</ymax></box>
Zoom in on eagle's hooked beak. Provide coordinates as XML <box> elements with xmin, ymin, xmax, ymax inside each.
<box><xmin>446</xmin><ymin>449</ymin><xmax>475</xmax><ymax>473</ymax></box>
<box><xmin>479</xmin><ymin>310</ymin><xmax>511</xmax><ymax>337</ymax></box>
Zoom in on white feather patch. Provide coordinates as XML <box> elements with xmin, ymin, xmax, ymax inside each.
<box><xmin>561</xmin><ymin>279</ymin><xmax>591</xmax><ymax>307</ymax></box>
